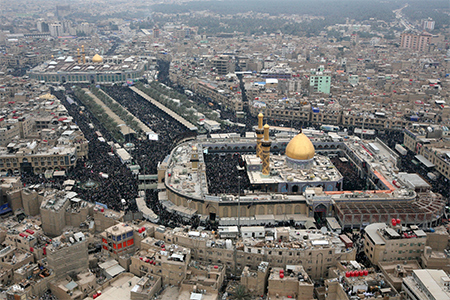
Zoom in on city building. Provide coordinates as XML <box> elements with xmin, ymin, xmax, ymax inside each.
<box><xmin>400</xmin><ymin>31</ymin><xmax>432</xmax><ymax>52</ymax></box>
<box><xmin>402</xmin><ymin>269</ymin><xmax>450</xmax><ymax>300</ymax></box>
<box><xmin>326</xmin><ymin>261</ymin><xmax>401</xmax><ymax>300</ymax></box>
<box><xmin>309</xmin><ymin>66</ymin><xmax>331</xmax><ymax>94</ymax></box>
<box><xmin>101</xmin><ymin>223</ymin><xmax>136</xmax><ymax>257</ymax></box>
<box><xmin>364</xmin><ymin>222</ymin><xmax>427</xmax><ymax>266</ymax></box>
<box><xmin>267</xmin><ymin>265</ymin><xmax>314</xmax><ymax>300</ymax></box>
<box><xmin>29</xmin><ymin>50</ymin><xmax>150</xmax><ymax>84</ymax></box>
<box><xmin>46</xmin><ymin>231</ymin><xmax>88</xmax><ymax>277</ymax></box>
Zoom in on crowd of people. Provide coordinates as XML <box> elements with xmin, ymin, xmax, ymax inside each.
<box><xmin>204</xmin><ymin>153</ymin><xmax>251</xmax><ymax>195</ymax></box>
<box><xmin>101</xmin><ymin>85</ymin><xmax>192</xmax><ymax>174</ymax></box>
<box><xmin>22</xmin><ymin>87</ymin><xmax>139</xmax><ymax>212</ymax></box>
<box><xmin>18</xmin><ymin>67</ymin><xmax>449</xmax><ymax>231</ymax></box>
<box><xmin>331</xmin><ymin>157</ymin><xmax>367</xmax><ymax>191</ymax></box>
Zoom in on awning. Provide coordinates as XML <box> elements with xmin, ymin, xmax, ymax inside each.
<box><xmin>415</xmin><ymin>155</ymin><xmax>435</xmax><ymax>168</ymax></box>
<box><xmin>305</xmin><ymin>220</ymin><xmax>316</xmax><ymax>229</ymax></box>
<box><xmin>54</xmin><ymin>170</ymin><xmax>66</xmax><ymax>177</ymax></box>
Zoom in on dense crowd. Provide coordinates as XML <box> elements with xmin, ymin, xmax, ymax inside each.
<box><xmin>101</xmin><ymin>85</ymin><xmax>192</xmax><ymax>173</ymax></box>
<box><xmin>22</xmin><ymin>87</ymin><xmax>139</xmax><ymax>212</ymax></box>
<box><xmin>204</xmin><ymin>153</ymin><xmax>251</xmax><ymax>195</ymax></box>
<box><xmin>18</xmin><ymin>71</ymin><xmax>449</xmax><ymax>231</ymax></box>
<box><xmin>331</xmin><ymin>157</ymin><xmax>367</xmax><ymax>191</ymax></box>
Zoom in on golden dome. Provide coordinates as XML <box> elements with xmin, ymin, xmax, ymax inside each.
<box><xmin>92</xmin><ymin>54</ymin><xmax>103</xmax><ymax>63</ymax></box>
<box><xmin>40</xmin><ymin>93</ymin><xmax>56</xmax><ymax>100</ymax></box>
<box><xmin>285</xmin><ymin>131</ymin><xmax>315</xmax><ymax>160</ymax></box>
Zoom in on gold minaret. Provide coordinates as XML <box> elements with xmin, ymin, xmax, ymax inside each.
<box><xmin>255</xmin><ymin>113</ymin><xmax>264</xmax><ymax>158</ymax></box>
<box><xmin>261</xmin><ymin>124</ymin><xmax>271</xmax><ymax>176</ymax></box>
<box><xmin>81</xmin><ymin>45</ymin><xmax>86</xmax><ymax>64</ymax></box>
<box><xmin>77</xmin><ymin>48</ymin><xmax>81</xmax><ymax>64</ymax></box>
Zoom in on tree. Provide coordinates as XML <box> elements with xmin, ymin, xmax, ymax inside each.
<box><xmin>231</xmin><ymin>285</ymin><xmax>251</xmax><ymax>300</ymax></box>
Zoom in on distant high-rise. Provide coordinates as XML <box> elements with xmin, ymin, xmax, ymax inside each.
<box><xmin>422</xmin><ymin>18</ymin><xmax>435</xmax><ymax>31</ymax></box>
<box><xmin>153</xmin><ymin>27</ymin><xmax>160</xmax><ymax>39</ymax></box>
<box><xmin>400</xmin><ymin>31</ymin><xmax>432</xmax><ymax>52</ymax></box>
<box><xmin>309</xmin><ymin>66</ymin><xmax>331</xmax><ymax>94</ymax></box>
<box><xmin>49</xmin><ymin>22</ymin><xmax>63</xmax><ymax>37</ymax></box>
<box><xmin>37</xmin><ymin>20</ymin><xmax>49</xmax><ymax>33</ymax></box>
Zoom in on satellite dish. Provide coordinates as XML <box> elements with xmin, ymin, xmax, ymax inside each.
<box><xmin>320</xmin><ymin>227</ymin><xmax>328</xmax><ymax>234</ymax></box>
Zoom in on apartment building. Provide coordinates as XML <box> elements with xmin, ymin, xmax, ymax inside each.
<box><xmin>364</xmin><ymin>223</ymin><xmax>427</xmax><ymax>265</ymax></box>
<box><xmin>130</xmin><ymin>240</ymin><xmax>191</xmax><ymax>286</ymax></box>
<box><xmin>400</xmin><ymin>32</ymin><xmax>432</xmax><ymax>52</ymax></box>
<box><xmin>402</xmin><ymin>269</ymin><xmax>450</xmax><ymax>300</ymax></box>
<box><xmin>267</xmin><ymin>265</ymin><xmax>314</xmax><ymax>300</ymax></box>
<box><xmin>46</xmin><ymin>232</ymin><xmax>88</xmax><ymax>277</ymax></box>
<box><xmin>240</xmin><ymin>262</ymin><xmax>270</xmax><ymax>296</ymax></box>
<box><xmin>40</xmin><ymin>191</ymin><xmax>93</xmax><ymax>237</ymax></box>
<box><xmin>101</xmin><ymin>223</ymin><xmax>136</xmax><ymax>257</ymax></box>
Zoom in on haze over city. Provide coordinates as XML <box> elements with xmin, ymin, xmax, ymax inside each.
<box><xmin>0</xmin><ymin>0</ymin><xmax>449</xmax><ymax>299</ymax></box>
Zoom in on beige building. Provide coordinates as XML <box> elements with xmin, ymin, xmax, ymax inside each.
<box><xmin>40</xmin><ymin>191</ymin><xmax>93</xmax><ymax>237</ymax></box>
<box><xmin>0</xmin><ymin>246</ymin><xmax>34</xmax><ymax>273</ymax></box>
<box><xmin>155</xmin><ymin>226</ymin><xmax>355</xmax><ymax>279</ymax></box>
<box><xmin>240</xmin><ymin>262</ymin><xmax>269</xmax><ymax>296</ymax></box>
<box><xmin>180</xmin><ymin>263</ymin><xmax>226</xmax><ymax>299</ymax></box>
<box><xmin>400</xmin><ymin>32</ymin><xmax>432</xmax><ymax>52</ymax></box>
<box><xmin>326</xmin><ymin>262</ymin><xmax>401</xmax><ymax>300</ymax></box>
<box><xmin>130</xmin><ymin>239</ymin><xmax>191</xmax><ymax>286</ymax></box>
<box><xmin>6</xmin><ymin>263</ymin><xmax>54</xmax><ymax>300</ymax></box>
<box><xmin>49</xmin><ymin>271</ymin><xmax>96</xmax><ymax>300</ymax></box>
<box><xmin>364</xmin><ymin>223</ymin><xmax>427</xmax><ymax>266</ymax></box>
<box><xmin>267</xmin><ymin>266</ymin><xmax>314</xmax><ymax>300</ymax></box>
<box><xmin>101</xmin><ymin>223</ymin><xmax>136</xmax><ymax>257</ymax></box>
<box><xmin>46</xmin><ymin>232</ymin><xmax>88</xmax><ymax>277</ymax></box>
<box><xmin>379</xmin><ymin>260</ymin><xmax>422</xmax><ymax>292</ymax></box>
<box><xmin>420</xmin><ymin>227</ymin><xmax>450</xmax><ymax>273</ymax></box>
<box><xmin>402</xmin><ymin>269</ymin><xmax>450</xmax><ymax>300</ymax></box>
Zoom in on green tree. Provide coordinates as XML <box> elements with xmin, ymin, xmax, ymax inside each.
<box><xmin>231</xmin><ymin>285</ymin><xmax>251</xmax><ymax>300</ymax></box>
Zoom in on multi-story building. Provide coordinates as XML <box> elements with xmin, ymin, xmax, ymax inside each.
<box><xmin>211</xmin><ymin>56</ymin><xmax>234</xmax><ymax>76</ymax></box>
<box><xmin>49</xmin><ymin>22</ymin><xmax>63</xmax><ymax>37</ymax></box>
<box><xmin>101</xmin><ymin>223</ymin><xmax>136</xmax><ymax>257</ymax></box>
<box><xmin>40</xmin><ymin>191</ymin><xmax>93</xmax><ymax>237</ymax></box>
<box><xmin>6</xmin><ymin>263</ymin><xmax>54</xmax><ymax>300</ymax></box>
<box><xmin>326</xmin><ymin>261</ymin><xmax>401</xmax><ymax>300</ymax></box>
<box><xmin>309</xmin><ymin>66</ymin><xmax>331</xmax><ymax>94</ymax></box>
<box><xmin>364</xmin><ymin>222</ymin><xmax>427</xmax><ymax>266</ymax></box>
<box><xmin>420</xmin><ymin>227</ymin><xmax>450</xmax><ymax>273</ymax></box>
<box><xmin>130</xmin><ymin>240</ymin><xmax>191</xmax><ymax>286</ymax></box>
<box><xmin>0</xmin><ymin>246</ymin><xmax>34</xmax><ymax>273</ymax></box>
<box><xmin>400</xmin><ymin>31</ymin><xmax>432</xmax><ymax>52</ymax></box>
<box><xmin>422</xmin><ymin>19</ymin><xmax>435</xmax><ymax>31</ymax></box>
<box><xmin>240</xmin><ymin>262</ymin><xmax>269</xmax><ymax>296</ymax></box>
<box><xmin>402</xmin><ymin>269</ymin><xmax>450</xmax><ymax>300</ymax></box>
<box><xmin>267</xmin><ymin>265</ymin><xmax>314</xmax><ymax>300</ymax></box>
<box><xmin>46</xmin><ymin>231</ymin><xmax>88</xmax><ymax>277</ymax></box>
<box><xmin>261</xmin><ymin>64</ymin><xmax>292</xmax><ymax>79</ymax></box>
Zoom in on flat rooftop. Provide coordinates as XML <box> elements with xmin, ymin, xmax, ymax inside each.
<box><xmin>245</xmin><ymin>154</ymin><xmax>343</xmax><ymax>184</ymax></box>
